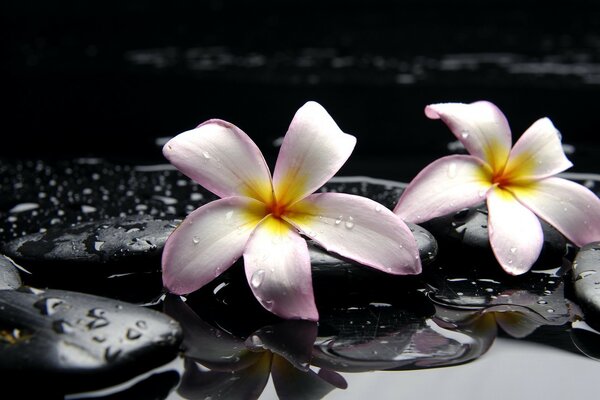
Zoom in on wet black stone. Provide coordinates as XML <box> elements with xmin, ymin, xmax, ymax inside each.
<box><xmin>0</xmin><ymin>287</ymin><xmax>182</xmax><ymax>394</ymax></box>
<box><xmin>1</xmin><ymin>215</ymin><xmax>179</xmax><ymax>278</ymax></box>
<box><xmin>572</xmin><ymin>242</ymin><xmax>600</xmax><ymax>331</ymax></box>
<box><xmin>423</xmin><ymin>253</ymin><xmax>572</xmax><ymax>328</ymax></box>
<box><xmin>421</xmin><ymin>203</ymin><xmax>568</xmax><ymax>270</ymax></box>
<box><xmin>0</xmin><ymin>254</ymin><xmax>22</xmax><ymax>290</ymax></box>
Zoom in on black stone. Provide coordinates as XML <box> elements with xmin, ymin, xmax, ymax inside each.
<box><xmin>572</xmin><ymin>242</ymin><xmax>600</xmax><ymax>331</ymax></box>
<box><xmin>1</xmin><ymin>215</ymin><xmax>179</xmax><ymax>279</ymax></box>
<box><xmin>0</xmin><ymin>254</ymin><xmax>22</xmax><ymax>290</ymax></box>
<box><xmin>0</xmin><ymin>287</ymin><xmax>182</xmax><ymax>394</ymax></box>
<box><xmin>421</xmin><ymin>203</ymin><xmax>568</xmax><ymax>270</ymax></box>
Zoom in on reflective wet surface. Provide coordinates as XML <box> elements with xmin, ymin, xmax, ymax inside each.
<box><xmin>4</xmin><ymin>1</ymin><xmax>600</xmax><ymax>398</ymax></box>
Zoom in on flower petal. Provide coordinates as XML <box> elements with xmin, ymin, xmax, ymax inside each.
<box><xmin>162</xmin><ymin>197</ymin><xmax>266</xmax><ymax>294</ymax></box>
<box><xmin>510</xmin><ymin>177</ymin><xmax>600</xmax><ymax>246</ymax></box>
<box><xmin>425</xmin><ymin>101</ymin><xmax>512</xmax><ymax>172</ymax></box>
<box><xmin>272</xmin><ymin>102</ymin><xmax>356</xmax><ymax>207</ymax></box>
<box><xmin>286</xmin><ymin>193</ymin><xmax>421</xmax><ymax>275</ymax></box>
<box><xmin>487</xmin><ymin>187</ymin><xmax>544</xmax><ymax>275</ymax></box>
<box><xmin>503</xmin><ymin>118</ymin><xmax>572</xmax><ymax>182</ymax></box>
<box><xmin>243</xmin><ymin>216</ymin><xmax>318</xmax><ymax>321</ymax></box>
<box><xmin>394</xmin><ymin>155</ymin><xmax>492</xmax><ymax>224</ymax></box>
<box><xmin>163</xmin><ymin>119</ymin><xmax>273</xmax><ymax>203</ymax></box>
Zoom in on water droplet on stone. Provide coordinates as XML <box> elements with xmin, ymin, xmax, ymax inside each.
<box><xmin>53</xmin><ymin>320</ymin><xmax>75</xmax><ymax>334</ymax></box>
<box><xmin>251</xmin><ymin>269</ymin><xmax>266</xmax><ymax>288</ymax></box>
<box><xmin>88</xmin><ymin>318</ymin><xmax>109</xmax><ymax>330</ymax></box>
<box><xmin>93</xmin><ymin>335</ymin><xmax>106</xmax><ymax>343</ymax></box>
<box><xmin>126</xmin><ymin>328</ymin><xmax>142</xmax><ymax>340</ymax></box>
<box><xmin>34</xmin><ymin>298</ymin><xmax>65</xmax><ymax>316</ymax></box>
<box><xmin>136</xmin><ymin>320</ymin><xmax>147</xmax><ymax>330</ymax></box>
<box><xmin>576</xmin><ymin>270</ymin><xmax>597</xmax><ymax>280</ymax></box>
<box><xmin>105</xmin><ymin>346</ymin><xmax>122</xmax><ymax>362</ymax></box>
<box><xmin>547</xmin><ymin>308</ymin><xmax>555</xmax><ymax>313</ymax></box>
<box><xmin>537</xmin><ymin>300</ymin><xmax>547</xmax><ymax>304</ymax></box>
<box><xmin>88</xmin><ymin>308</ymin><xmax>106</xmax><ymax>318</ymax></box>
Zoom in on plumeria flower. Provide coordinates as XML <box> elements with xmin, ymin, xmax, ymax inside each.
<box><xmin>394</xmin><ymin>101</ymin><xmax>600</xmax><ymax>275</ymax></box>
<box><xmin>162</xmin><ymin>101</ymin><xmax>421</xmax><ymax>321</ymax></box>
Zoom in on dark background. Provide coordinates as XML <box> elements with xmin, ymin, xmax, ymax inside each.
<box><xmin>3</xmin><ymin>0</ymin><xmax>600</xmax><ymax>181</ymax></box>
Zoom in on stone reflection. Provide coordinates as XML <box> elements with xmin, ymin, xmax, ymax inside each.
<box><xmin>163</xmin><ymin>295</ymin><xmax>347</xmax><ymax>400</ymax></box>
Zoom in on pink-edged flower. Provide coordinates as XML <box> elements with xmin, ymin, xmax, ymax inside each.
<box><xmin>394</xmin><ymin>101</ymin><xmax>600</xmax><ymax>275</ymax></box>
<box><xmin>162</xmin><ymin>101</ymin><xmax>421</xmax><ymax>321</ymax></box>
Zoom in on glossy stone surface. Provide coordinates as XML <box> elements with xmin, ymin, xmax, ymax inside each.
<box><xmin>0</xmin><ymin>287</ymin><xmax>182</xmax><ymax>394</ymax></box>
<box><xmin>2</xmin><ymin>215</ymin><xmax>179</xmax><ymax>277</ymax></box>
<box><xmin>0</xmin><ymin>254</ymin><xmax>21</xmax><ymax>290</ymax></box>
<box><xmin>572</xmin><ymin>242</ymin><xmax>600</xmax><ymax>331</ymax></box>
<box><xmin>421</xmin><ymin>203</ymin><xmax>568</xmax><ymax>270</ymax></box>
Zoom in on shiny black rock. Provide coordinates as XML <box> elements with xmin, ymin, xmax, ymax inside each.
<box><xmin>572</xmin><ymin>242</ymin><xmax>600</xmax><ymax>331</ymax></box>
<box><xmin>0</xmin><ymin>254</ymin><xmax>22</xmax><ymax>290</ymax></box>
<box><xmin>0</xmin><ymin>287</ymin><xmax>182</xmax><ymax>394</ymax></box>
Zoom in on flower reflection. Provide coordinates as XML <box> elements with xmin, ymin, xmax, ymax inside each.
<box><xmin>163</xmin><ymin>295</ymin><xmax>347</xmax><ymax>400</ymax></box>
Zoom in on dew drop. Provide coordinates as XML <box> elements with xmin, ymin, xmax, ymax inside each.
<box><xmin>192</xmin><ymin>236</ymin><xmax>200</xmax><ymax>244</ymax></box>
<box><xmin>537</xmin><ymin>300</ymin><xmax>547</xmax><ymax>304</ymax></box>
<box><xmin>93</xmin><ymin>335</ymin><xmax>106</xmax><ymax>343</ymax></box>
<box><xmin>136</xmin><ymin>320</ymin><xmax>148</xmax><ymax>330</ymax></box>
<box><xmin>345</xmin><ymin>216</ymin><xmax>355</xmax><ymax>229</ymax></box>
<box><xmin>447</xmin><ymin>162</ymin><xmax>457</xmax><ymax>178</ymax></box>
<box><xmin>375</xmin><ymin>205</ymin><xmax>382</xmax><ymax>213</ymax></box>
<box><xmin>547</xmin><ymin>308</ymin><xmax>555</xmax><ymax>313</ymax></box>
<box><xmin>53</xmin><ymin>320</ymin><xmax>74</xmax><ymax>334</ymax></box>
<box><xmin>251</xmin><ymin>269</ymin><xmax>266</xmax><ymax>288</ymax></box>
<box><xmin>202</xmin><ymin>151</ymin><xmax>211</xmax><ymax>159</ymax></box>
<box><xmin>105</xmin><ymin>346</ymin><xmax>122</xmax><ymax>362</ymax></box>
<box><xmin>88</xmin><ymin>308</ymin><xmax>106</xmax><ymax>318</ymax></box>
<box><xmin>335</xmin><ymin>215</ymin><xmax>343</xmax><ymax>225</ymax></box>
<box><xmin>461</xmin><ymin>130</ymin><xmax>470</xmax><ymax>139</ymax></box>
<box><xmin>576</xmin><ymin>270</ymin><xmax>597</xmax><ymax>280</ymax></box>
<box><xmin>126</xmin><ymin>328</ymin><xmax>142</xmax><ymax>340</ymax></box>
<box><xmin>510</xmin><ymin>247</ymin><xmax>517</xmax><ymax>254</ymax></box>
<box><xmin>34</xmin><ymin>298</ymin><xmax>65</xmax><ymax>316</ymax></box>
<box><xmin>225</xmin><ymin>210</ymin><xmax>234</xmax><ymax>220</ymax></box>
<box><xmin>88</xmin><ymin>318</ymin><xmax>109</xmax><ymax>330</ymax></box>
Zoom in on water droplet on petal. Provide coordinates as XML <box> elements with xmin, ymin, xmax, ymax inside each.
<box><xmin>202</xmin><ymin>151</ymin><xmax>211</xmax><ymax>159</ymax></box>
<box><xmin>251</xmin><ymin>269</ymin><xmax>266</xmax><ymax>288</ymax></box>
<box><xmin>192</xmin><ymin>236</ymin><xmax>200</xmax><ymax>244</ymax></box>
<box><xmin>461</xmin><ymin>130</ymin><xmax>470</xmax><ymax>139</ymax></box>
<box><xmin>335</xmin><ymin>215</ymin><xmax>343</xmax><ymax>225</ymax></box>
<box><xmin>375</xmin><ymin>205</ymin><xmax>382</xmax><ymax>213</ymax></box>
<box><xmin>510</xmin><ymin>247</ymin><xmax>517</xmax><ymax>254</ymax></box>
<box><xmin>225</xmin><ymin>210</ymin><xmax>234</xmax><ymax>220</ymax></box>
<box><xmin>345</xmin><ymin>216</ymin><xmax>355</xmax><ymax>229</ymax></box>
<box><xmin>447</xmin><ymin>162</ymin><xmax>457</xmax><ymax>179</ymax></box>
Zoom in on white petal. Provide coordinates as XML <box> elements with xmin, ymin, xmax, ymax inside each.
<box><xmin>503</xmin><ymin>118</ymin><xmax>572</xmax><ymax>182</ymax></box>
<box><xmin>272</xmin><ymin>102</ymin><xmax>356</xmax><ymax>207</ymax></box>
<box><xmin>425</xmin><ymin>101</ymin><xmax>512</xmax><ymax>172</ymax></box>
<box><xmin>162</xmin><ymin>197</ymin><xmax>266</xmax><ymax>294</ymax></box>
<box><xmin>487</xmin><ymin>188</ymin><xmax>544</xmax><ymax>275</ymax></box>
<box><xmin>394</xmin><ymin>155</ymin><xmax>492</xmax><ymax>224</ymax></box>
<box><xmin>286</xmin><ymin>193</ymin><xmax>421</xmax><ymax>275</ymax></box>
<box><xmin>243</xmin><ymin>216</ymin><xmax>318</xmax><ymax>321</ymax></box>
<box><xmin>163</xmin><ymin>120</ymin><xmax>273</xmax><ymax>203</ymax></box>
<box><xmin>511</xmin><ymin>177</ymin><xmax>600</xmax><ymax>246</ymax></box>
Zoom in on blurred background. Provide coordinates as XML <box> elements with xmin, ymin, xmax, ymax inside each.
<box><xmin>4</xmin><ymin>0</ymin><xmax>600</xmax><ymax>181</ymax></box>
